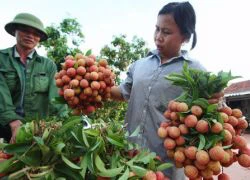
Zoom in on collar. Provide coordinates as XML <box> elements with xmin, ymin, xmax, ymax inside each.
<box><xmin>14</xmin><ymin>46</ymin><xmax>35</xmax><ymax>60</ymax></box>
<box><xmin>147</xmin><ymin>49</ymin><xmax>193</xmax><ymax>62</ymax></box>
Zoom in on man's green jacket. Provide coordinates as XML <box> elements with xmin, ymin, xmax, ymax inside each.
<box><xmin>0</xmin><ymin>47</ymin><xmax>67</xmax><ymax>126</ymax></box>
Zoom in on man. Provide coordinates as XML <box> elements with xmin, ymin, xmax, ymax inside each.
<box><xmin>0</xmin><ymin>13</ymin><xmax>67</xmax><ymax>143</ymax></box>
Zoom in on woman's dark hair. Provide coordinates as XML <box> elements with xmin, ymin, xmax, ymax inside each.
<box><xmin>158</xmin><ymin>1</ymin><xmax>197</xmax><ymax>49</ymax></box>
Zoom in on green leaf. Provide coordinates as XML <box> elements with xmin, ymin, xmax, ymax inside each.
<box><xmin>55</xmin><ymin>142</ymin><xmax>65</xmax><ymax>154</ymax></box>
<box><xmin>129</xmin><ymin>126</ymin><xmax>140</xmax><ymax>137</ymax></box>
<box><xmin>73</xmin><ymin>62</ymin><xmax>79</xmax><ymax>69</ymax></box>
<box><xmin>126</xmin><ymin>157</ymin><xmax>135</xmax><ymax>167</ymax></box>
<box><xmin>4</xmin><ymin>143</ymin><xmax>31</xmax><ymax>154</ymax></box>
<box><xmin>118</xmin><ymin>167</ymin><xmax>129</xmax><ymax>180</ymax></box>
<box><xmin>80</xmin><ymin>156</ymin><xmax>88</xmax><ymax>179</ymax></box>
<box><xmin>217</xmin><ymin>113</ymin><xmax>224</xmax><ymax>125</ymax></box>
<box><xmin>33</xmin><ymin>136</ymin><xmax>50</xmax><ymax>157</ymax></box>
<box><xmin>207</xmin><ymin>104</ymin><xmax>218</xmax><ymax>113</ymax></box>
<box><xmin>15</xmin><ymin>126</ymin><xmax>33</xmax><ymax>143</ymax></box>
<box><xmin>85</xmin><ymin>49</ymin><xmax>92</xmax><ymax>56</ymax></box>
<box><xmin>175</xmin><ymin>92</ymin><xmax>190</xmax><ymax>103</ymax></box>
<box><xmin>95</xmin><ymin>155</ymin><xmax>124</xmax><ymax>177</ymax></box>
<box><xmin>222</xmin><ymin>144</ymin><xmax>233</xmax><ymax>149</ymax></box>
<box><xmin>33</xmin><ymin>136</ymin><xmax>44</xmax><ymax>145</ymax></box>
<box><xmin>211</xmin><ymin>119</ymin><xmax>218</xmax><ymax>124</ymax></box>
<box><xmin>130</xmin><ymin>165</ymin><xmax>147</xmax><ymax>177</ymax></box>
<box><xmin>165</xmin><ymin>73</ymin><xmax>185</xmax><ymax>79</ymax></box>
<box><xmin>204</xmin><ymin>140</ymin><xmax>214</xmax><ymax>150</ymax></box>
<box><xmin>156</xmin><ymin>163</ymin><xmax>173</xmax><ymax>171</ymax></box>
<box><xmin>0</xmin><ymin>156</ymin><xmax>16</xmax><ymax>173</ymax></box>
<box><xmin>106</xmin><ymin>136</ymin><xmax>124</xmax><ymax>148</ymax></box>
<box><xmin>148</xmin><ymin>159</ymin><xmax>156</xmax><ymax>171</ymax></box>
<box><xmin>58</xmin><ymin>116</ymin><xmax>81</xmax><ymax>134</ymax></box>
<box><xmin>0</xmin><ymin>142</ymin><xmax>8</xmax><ymax>149</ymax></box>
<box><xmin>134</xmin><ymin>151</ymin><xmax>156</xmax><ymax>164</ymax></box>
<box><xmin>54</xmin><ymin>163</ymin><xmax>83</xmax><ymax>180</ymax></box>
<box><xmin>198</xmin><ymin>134</ymin><xmax>206</xmax><ymax>150</ymax></box>
<box><xmin>192</xmin><ymin>98</ymin><xmax>209</xmax><ymax>109</ymax></box>
<box><xmin>84</xmin><ymin>129</ymin><xmax>100</xmax><ymax>137</ymax></box>
<box><xmin>86</xmin><ymin>152</ymin><xmax>95</xmax><ymax>173</ymax></box>
<box><xmin>95</xmin><ymin>155</ymin><xmax>106</xmax><ymax>172</ymax></box>
<box><xmin>98</xmin><ymin>166</ymin><xmax>124</xmax><ymax>178</ymax></box>
<box><xmin>82</xmin><ymin>130</ymin><xmax>90</xmax><ymax>148</ymax></box>
<box><xmin>61</xmin><ymin>155</ymin><xmax>82</xmax><ymax>170</ymax></box>
<box><xmin>165</xmin><ymin>76</ymin><xmax>188</xmax><ymax>86</ymax></box>
<box><xmin>125</xmin><ymin>131</ymin><xmax>129</xmax><ymax>137</ymax></box>
<box><xmin>71</xmin><ymin>131</ymin><xmax>82</xmax><ymax>144</ymax></box>
<box><xmin>42</xmin><ymin>128</ymin><xmax>51</xmax><ymax>140</ymax></box>
<box><xmin>18</xmin><ymin>148</ymin><xmax>41</xmax><ymax>166</ymax></box>
<box><xmin>89</xmin><ymin>139</ymin><xmax>102</xmax><ymax>152</ymax></box>
<box><xmin>204</xmin><ymin>134</ymin><xmax>224</xmax><ymax>149</ymax></box>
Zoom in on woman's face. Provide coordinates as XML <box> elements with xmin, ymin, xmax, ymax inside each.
<box><xmin>15</xmin><ymin>26</ymin><xmax>41</xmax><ymax>51</ymax></box>
<box><xmin>154</xmin><ymin>14</ymin><xmax>185</xmax><ymax>60</ymax></box>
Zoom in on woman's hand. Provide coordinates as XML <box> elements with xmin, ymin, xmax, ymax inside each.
<box><xmin>111</xmin><ymin>86</ymin><xmax>124</xmax><ymax>101</ymax></box>
<box><xmin>208</xmin><ymin>91</ymin><xmax>225</xmax><ymax>105</ymax></box>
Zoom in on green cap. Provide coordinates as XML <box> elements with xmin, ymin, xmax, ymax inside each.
<box><xmin>5</xmin><ymin>13</ymin><xmax>48</xmax><ymax>41</ymax></box>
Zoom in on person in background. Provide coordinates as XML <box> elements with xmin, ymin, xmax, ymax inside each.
<box><xmin>0</xmin><ymin>13</ymin><xmax>67</xmax><ymax>144</ymax></box>
<box><xmin>111</xmin><ymin>2</ymin><xmax>203</xmax><ymax>179</ymax></box>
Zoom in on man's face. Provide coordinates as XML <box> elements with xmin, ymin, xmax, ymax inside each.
<box><xmin>15</xmin><ymin>26</ymin><xmax>41</xmax><ymax>50</ymax></box>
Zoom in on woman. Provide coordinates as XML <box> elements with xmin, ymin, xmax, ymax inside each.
<box><xmin>111</xmin><ymin>2</ymin><xmax>203</xmax><ymax>179</ymax></box>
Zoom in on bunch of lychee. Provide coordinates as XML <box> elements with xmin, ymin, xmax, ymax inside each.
<box><xmin>0</xmin><ymin>151</ymin><xmax>13</xmax><ymax>177</ymax></box>
<box><xmin>55</xmin><ymin>53</ymin><xmax>116</xmax><ymax>115</ymax></box>
<box><xmin>142</xmin><ymin>170</ymin><xmax>170</xmax><ymax>180</ymax></box>
<box><xmin>126</xmin><ymin>149</ymin><xmax>170</xmax><ymax>180</ymax></box>
<box><xmin>97</xmin><ymin>171</ymin><xmax>169</xmax><ymax>180</ymax></box>
<box><xmin>0</xmin><ymin>151</ymin><xmax>12</xmax><ymax>161</ymax></box>
<box><xmin>158</xmin><ymin>100</ymin><xmax>250</xmax><ymax>179</ymax></box>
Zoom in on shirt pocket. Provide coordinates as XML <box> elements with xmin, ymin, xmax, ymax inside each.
<box><xmin>0</xmin><ymin>69</ymin><xmax>18</xmax><ymax>91</ymax></box>
<box><xmin>33</xmin><ymin>72</ymin><xmax>49</xmax><ymax>93</ymax></box>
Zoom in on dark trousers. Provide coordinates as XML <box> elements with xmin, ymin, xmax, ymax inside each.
<box><xmin>0</xmin><ymin>125</ymin><xmax>11</xmax><ymax>142</ymax></box>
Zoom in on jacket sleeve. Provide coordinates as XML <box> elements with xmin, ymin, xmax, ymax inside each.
<box><xmin>47</xmin><ymin>62</ymin><xmax>69</xmax><ymax>117</ymax></box>
<box><xmin>0</xmin><ymin>71</ymin><xmax>24</xmax><ymax>126</ymax></box>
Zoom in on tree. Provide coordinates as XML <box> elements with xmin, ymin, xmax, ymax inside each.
<box><xmin>100</xmin><ymin>34</ymin><xmax>149</xmax><ymax>81</ymax></box>
<box><xmin>90</xmin><ymin>35</ymin><xmax>149</xmax><ymax>122</ymax></box>
<box><xmin>39</xmin><ymin>18</ymin><xmax>84</xmax><ymax>69</ymax></box>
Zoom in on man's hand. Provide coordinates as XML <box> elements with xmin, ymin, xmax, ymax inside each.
<box><xmin>9</xmin><ymin>120</ymin><xmax>22</xmax><ymax>144</ymax></box>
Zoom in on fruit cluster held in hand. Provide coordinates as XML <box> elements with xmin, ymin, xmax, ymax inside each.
<box><xmin>158</xmin><ymin>100</ymin><xmax>249</xmax><ymax>180</ymax></box>
<box><xmin>159</xmin><ymin>62</ymin><xmax>249</xmax><ymax>179</ymax></box>
<box><xmin>55</xmin><ymin>53</ymin><xmax>116</xmax><ymax>115</ymax></box>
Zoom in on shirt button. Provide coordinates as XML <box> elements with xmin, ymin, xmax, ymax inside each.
<box><xmin>143</xmin><ymin>110</ymin><xmax>146</xmax><ymax>113</ymax></box>
<box><xmin>148</xmin><ymin>86</ymin><xmax>151</xmax><ymax>90</ymax></box>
